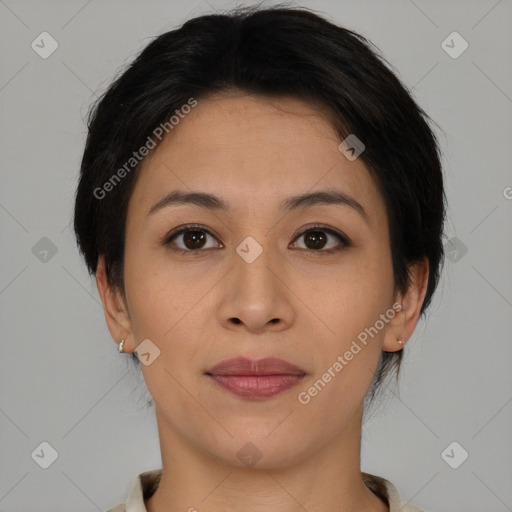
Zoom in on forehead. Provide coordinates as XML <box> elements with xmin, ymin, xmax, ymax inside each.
<box><xmin>129</xmin><ymin>93</ymin><xmax>386</xmax><ymax>224</ymax></box>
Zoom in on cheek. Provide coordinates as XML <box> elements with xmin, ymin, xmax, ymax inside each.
<box><xmin>318</xmin><ymin>247</ymin><xmax>393</xmax><ymax>336</ymax></box>
<box><xmin>122</xmin><ymin>239</ymin><xmax>190</xmax><ymax>343</ymax></box>
<box><xmin>300</xmin><ymin>281</ymin><xmax>389</xmax><ymax>422</ymax></box>
<box><xmin>307</xmin><ymin>242</ymin><xmax>393</xmax><ymax>388</ymax></box>
<box><xmin>125</xmin><ymin>273</ymin><xmax>198</xmax><ymax>346</ymax></box>
<box><xmin>122</xmin><ymin>245</ymin><xmax>216</xmax><ymax>377</ymax></box>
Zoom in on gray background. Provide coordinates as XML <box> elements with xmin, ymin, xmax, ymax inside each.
<box><xmin>1</xmin><ymin>0</ymin><xmax>511</xmax><ymax>511</ymax></box>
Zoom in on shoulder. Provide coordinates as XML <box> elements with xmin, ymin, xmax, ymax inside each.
<box><xmin>362</xmin><ymin>472</ymin><xmax>423</xmax><ymax>512</ymax></box>
<box><xmin>105</xmin><ymin>504</ymin><xmax>125</xmax><ymax>512</ymax></box>
<box><xmin>104</xmin><ymin>469</ymin><xmax>162</xmax><ymax>512</ymax></box>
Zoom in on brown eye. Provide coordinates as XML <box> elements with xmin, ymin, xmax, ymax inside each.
<box><xmin>291</xmin><ymin>226</ymin><xmax>350</xmax><ymax>252</ymax></box>
<box><xmin>303</xmin><ymin>230</ymin><xmax>328</xmax><ymax>250</ymax></box>
<box><xmin>164</xmin><ymin>225</ymin><xmax>222</xmax><ymax>253</ymax></box>
<box><xmin>181</xmin><ymin>229</ymin><xmax>207</xmax><ymax>250</ymax></box>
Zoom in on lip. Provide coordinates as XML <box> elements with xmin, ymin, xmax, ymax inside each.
<box><xmin>206</xmin><ymin>356</ymin><xmax>306</xmax><ymax>376</ymax></box>
<box><xmin>205</xmin><ymin>357</ymin><xmax>306</xmax><ymax>400</ymax></box>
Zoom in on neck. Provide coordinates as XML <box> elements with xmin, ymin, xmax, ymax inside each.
<box><xmin>145</xmin><ymin>406</ymin><xmax>388</xmax><ymax>512</ymax></box>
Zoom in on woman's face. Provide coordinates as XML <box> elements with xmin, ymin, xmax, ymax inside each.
<box><xmin>108</xmin><ymin>93</ymin><xmax>411</xmax><ymax>467</ymax></box>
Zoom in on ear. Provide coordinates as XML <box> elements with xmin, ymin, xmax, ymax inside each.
<box><xmin>96</xmin><ymin>255</ymin><xmax>134</xmax><ymax>353</ymax></box>
<box><xmin>382</xmin><ymin>257</ymin><xmax>429</xmax><ymax>352</ymax></box>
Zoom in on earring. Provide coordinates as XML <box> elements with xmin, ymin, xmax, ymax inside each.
<box><xmin>119</xmin><ymin>339</ymin><xmax>126</xmax><ymax>353</ymax></box>
<box><xmin>397</xmin><ymin>338</ymin><xmax>404</xmax><ymax>345</ymax></box>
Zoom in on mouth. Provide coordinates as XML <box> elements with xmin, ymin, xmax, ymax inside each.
<box><xmin>205</xmin><ymin>356</ymin><xmax>306</xmax><ymax>400</ymax></box>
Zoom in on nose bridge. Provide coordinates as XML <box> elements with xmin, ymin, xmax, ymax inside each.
<box><xmin>233</xmin><ymin>233</ymin><xmax>277</xmax><ymax>300</ymax></box>
<box><xmin>218</xmin><ymin>231</ymin><xmax>294</xmax><ymax>332</ymax></box>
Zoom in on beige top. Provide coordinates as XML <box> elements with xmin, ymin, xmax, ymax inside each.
<box><xmin>106</xmin><ymin>469</ymin><xmax>423</xmax><ymax>512</ymax></box>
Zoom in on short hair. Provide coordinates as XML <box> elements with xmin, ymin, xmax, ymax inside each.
<box><xmin>73</xmin><ymin>3</ymin><xmax>447</xmax><ymax>404</ymax></box>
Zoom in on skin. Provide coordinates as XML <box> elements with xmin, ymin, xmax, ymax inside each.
<box><xmin>96</xmin><ymin>92</ymin><xmax>429</xmax><ymax>512</ymax></box>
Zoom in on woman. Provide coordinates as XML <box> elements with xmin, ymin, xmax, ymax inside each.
<box><xmin>73</xmin><ymin>4</ymin><xmax>446</xmax><ymax>511</ymax></box>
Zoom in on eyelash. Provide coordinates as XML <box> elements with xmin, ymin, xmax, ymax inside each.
<box><xmin>161</xmin><ymin>223</ymin><xmax>352</xmax><ymax>256</ymax></box>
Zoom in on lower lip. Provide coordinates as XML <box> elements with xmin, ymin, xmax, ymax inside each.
<box><xmin>208</xmin><ymin>374</ymin><xmax>305</xmax><ymax>399</ymax></box>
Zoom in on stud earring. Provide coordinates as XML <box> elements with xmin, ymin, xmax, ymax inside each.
<box><xmin>397</xmin><ymin>338</ymin><xmax>404</xmax><ymax>345</ymax></box>
<box><xmin>118</xmin><ymin>339</ymin><xmax>126</xmax><ymax>353</ymax></box>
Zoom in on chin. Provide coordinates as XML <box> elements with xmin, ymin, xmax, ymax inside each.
<box><xmin>201</xmin><ymin>429</ymin><xmax>313</xmax><ymax>470</ymax></box>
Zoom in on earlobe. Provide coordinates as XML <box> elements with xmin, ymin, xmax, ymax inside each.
<box><xmin>382</xmin><ymin>257</ymin><xmax>429</xmax><ymax>352</ymax></box>
<box><xmin>96</xmin><ymin>256</ymin><xmax>133</xmax><ymax>352</ymax></box>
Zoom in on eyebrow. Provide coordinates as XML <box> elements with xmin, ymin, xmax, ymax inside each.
<box><xmin>148</xmin><ymin>189</ymin><xmax>368</xmax><ymax>223</ymax></box>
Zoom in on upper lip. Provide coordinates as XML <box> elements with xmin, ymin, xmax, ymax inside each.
<box><xmin>206</xmin><ymin>357</ymin><xmax>306</xmax><ymax>376</ymax></box>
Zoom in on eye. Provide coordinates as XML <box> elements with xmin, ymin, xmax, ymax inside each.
<box><xmin>290</xmin><ymin>225</ymin><xmax>351</xmax><ymax>253</ymax></box>
<box><xmin>162</xmin><ymin>223</ymin><xmax>351</xmax><ymax>255</ymax></box>
<box><xmin>163</xmin><ymin>224</ymin><xmax>222</xmax><ymax>254</ymax></box>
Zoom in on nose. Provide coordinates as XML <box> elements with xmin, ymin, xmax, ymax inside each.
<box><xmin>216</xmin><ymin>242</ymin><xmax>295</xmax><ymax>334</ymax></box>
